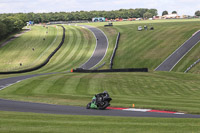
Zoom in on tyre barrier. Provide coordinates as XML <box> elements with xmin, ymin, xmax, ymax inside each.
<box><xmin>184</xmin><ymin>58</ymin><xmax>200</xmax><ymax>73</ymax></box>
<box><xmin>110</xmin><ymin>32</ymin><xmax>120</xmax><ymax>69</ymax></box>
<box><xmin>73</xmin><ymin>68</ymin><xmax>148</xmax><ymax>73</ymax></box>
<box><xmin>0</xmin><ymin>25</ymin><xmax>65</xmax><ymax>74</ymax></box>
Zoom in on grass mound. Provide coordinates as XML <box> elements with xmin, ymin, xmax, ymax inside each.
<box><xmin>1</xmin><ymin>72</ymin><xmax>200</xmax><ymax>114</ymax></box>
<box><xmin>85</xmin><ymin>20</ymin><xmax>200</xmax><ymax>73</ymax></box>
<box><xmin>0</xmin><ymin>26</ymin><xmax>61</xmax><ymax>71</ymax></box>
<box><xmin>0</xmin><ymin>25</ymin><xmax>96</xmax><ymax>74</ymax></box>
<box><xmin>34</xmin><ymin>25</ymin><xmax>96</xmax><ymax>73</ymax></box>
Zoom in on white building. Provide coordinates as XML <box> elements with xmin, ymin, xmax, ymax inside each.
<box><xmin>162</xmin><ymin>14</ymin><xmax>180</xmax><ymax>19</ymax></box>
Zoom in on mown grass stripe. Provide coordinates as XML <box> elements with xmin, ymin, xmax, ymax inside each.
<box><xmin>52</xmin><ymin>26</ymin><xmax>83</xmax><ymax>71</ymax></box>
<box><xmin>42</xmin><ymin>26</ymin><xmax>76</xmax><ymax>72</ymax></box>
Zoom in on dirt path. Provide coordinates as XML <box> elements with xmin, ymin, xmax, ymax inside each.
<box><xmin>0</xmin><ymin>29</ymin><xmax>31</xmax><ymax>48</ymax></box>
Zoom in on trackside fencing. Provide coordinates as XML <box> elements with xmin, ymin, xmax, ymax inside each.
<box><xmin>184</xmin><ymin>58</ymin><xmax>200</xmax><ymax>73</ymax></box>
<box><xmin>0</xmin><ymin>25</ymin><xmax>65</xmax><ymax>74</ymax></box>
<box><xmin>92</xmin><ymin>62</ymin><xmax>106</xmax><ymax>70</ymax></box>
<box><xmin>73</xmin><ymin>68</ymin><xmax>148</xmax><ymax>73</ymax></box>
<box><xmin>110</xmin><ymin>32</ymin><xmax>120</xmax><ymax>69</ymax></box>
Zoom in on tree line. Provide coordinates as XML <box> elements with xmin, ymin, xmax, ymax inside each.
<box><xmin>1</xmin><ymin>8</ymin><xmax>158</xmax><ymax>23</ymax></box>
<box><xmin>1</xmin><ymin>8</ymin><xmax>200</xmax><ymax>41</ymax></box>
<box><xmin>0</xmin><ymin>8</ymin><xmax>157</xmax><ymax>41</ymax></box>
<box><xmin>0</xmin><ymin>16</ymin><xmax>24</xmax><ymax>40</ymax></box>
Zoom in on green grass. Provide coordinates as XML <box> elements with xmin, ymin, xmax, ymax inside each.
<box><xmin>0</xmin><ymin>25</ymin><xmax>96</xmax><ymax>74</ymax></box>
<box><xmin>173</xmin><ymin>42</ymin><xmax>200</xmax><ymax>73</ymax></box>
<box><xmin>190</xmin><ymin>63</ymin><xmax>200</xmax><ymax>74</ymax></box>
<box><xmin>0</xmin><ymin>25</ymin><xmax>62</xmax><ymax>71</ymax></box>
<box><xmin>82</xmin><ymin>19</ymin><xmax>200</xmax><ymax>73</ymax></box>
<box><xmin>33</xmin><ymin>25</ymin><xmax>95</xmax><ymax>73</ymax></box>
<box><xmin>1</xmin><ymin>19</ymin><xmax>200</xmax><ymax>133</ymax></box>
<box><xmin>1</xmin><ymin>71</ymin><xmax>200</xmax><ymax>114</ymax></box>
<box><xmin>0</xmin><ymin>111</ymin><xmax>200</xmax><ymax>133</ymax></box>
<box><xmin>113</xmin><ymin>21</ymin><xmax>200</xmax><ymax>70</ymax></box>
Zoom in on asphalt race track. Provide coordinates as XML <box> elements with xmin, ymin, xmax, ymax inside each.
<box><xmin>1</xmin><ymin>99</ymin><xmax>200</xmax><ymax>118</ymax></box>
<box><xmin>79</xmin><ymin>25</ymin><xmax>108</xmax><ymax>69</ymax></box>
<box><xmin>0</xmin><ymin>72</ymin><xmax>62</xmax><ymax>91</ymax></box>
<box><xmin>155</xmin><ymin>31</ymin><xmax>200</xmax><ymax>71</ymax></box>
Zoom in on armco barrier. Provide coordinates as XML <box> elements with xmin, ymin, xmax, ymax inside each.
<box><xmin>92</xmin><ymin>62</ymin><xmax>106</xmax><ymax>70</ymax></box>
<box><xmin>73</xmin><ymin>68</ymin><xmax>148</xmax><ymax>73</ymax></box>
<box><xmin>184</xmin><ymin>58</ymin><xmax>200</xmax><ymax>73</ymax></box>
<box><xmin>110</xmin><ymin>32</ymin><xmax>120</xmax><ymax>69</ymax></box>
<box><xmin>0</xmin><ymin>25</ymin><xmax>65</xmax><ymax>74</ymax></box>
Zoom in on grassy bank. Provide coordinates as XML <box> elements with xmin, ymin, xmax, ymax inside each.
<box><xmin>0</xmin><ymin>111</ymin><xmax>200</xmax><ymax>133</ymax></box>
<box><xmin>0</xmin><ymin>25</ymin><xmax>96</xmax><ymax>74</ymax></box>
<box><xmin>0</xmin><ymin>25</ymin><xmax>61</xmax><ymax>71</ymax></box>
<box><xmin>1</xmin><ymin>72</ymin><xmax>200</xmax><ymax>114</ymax></box>
<box><xmin>83</xmin><ymin>19</ymin><xmax>200</xmax><ymax>73</ymax></box>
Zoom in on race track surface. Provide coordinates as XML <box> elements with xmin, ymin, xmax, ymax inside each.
<box><xmin>0</xmin><ymin>72</ymin><xmax>61</xmax><ymax>90</ymax></box>
<box><xmin>0</xmin><ymin>99</ymin><xmax>200</xmax><ymax>118</ymax></box>
<box><xmin>155</xmin><ymin>31</ymin><xmax>200</xmax><ymax>71</ymax></box>
<box><xmin>79</xmin><ymin>25</ymin><xmax>108</xmax><ymax>69</ymax></box>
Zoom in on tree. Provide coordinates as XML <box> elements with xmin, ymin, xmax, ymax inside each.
<box><xmin>136</xmin><ymin>8</ymin><xmax>148</xmax><ymax>18</ymax></box>
<box><xmin>0</xmin><ymin>21</ymin><xmax>8</xmax><ymax>39</ymax></box>
<box><xmin>13</xmin><ymin>18</ymin><xmax>24</xmax><ymax>31</ymax></box>
<box><xmin>148</xmin><ymin>9</ymin><xmax>158</xmax><ymax>16</ymax></box>
<box><xmin>2</xmin><ymin>17</ymin><xmax>15</xmax><ymax>34</ymax></box>
<box><xmin>195</xmin><ymin>10</ymin><xmax>200</xmax><ymax>16</ymax></box>
<box><xmin>162</xmin><ymin>10</ymin><xmax>168</xmax><ymax>16</ymax></box>
<box><xmin>172</xmin><ymin>11</ymin><xmax>177</xmax><ymax>14</ymax></box>
<box><xmin>143</xmin><ymin>12</ymin><xmax>153</xmax><ymax>19</ymax></box>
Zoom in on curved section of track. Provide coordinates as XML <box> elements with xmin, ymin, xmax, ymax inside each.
<box><xmin>79</xmin><ymin>25</ymin><xmax>108</xmax><ymax>69</ymax></box>
<box><xmin>155</xmin><ymin>31</ymin><xmax>200</xmax><ymax>71</ymax></box>
<box><xmin>0</xmin><ymin>99</ymin><xmax>200</xmax><ymax>118</ymax></box>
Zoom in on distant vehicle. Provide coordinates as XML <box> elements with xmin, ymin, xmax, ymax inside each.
<box><xmin>136</xmin><ymin>18</ymin><xmax>142</xmax><ymax>21</ymax></box>
<box><xmin>104</xmin><ymin>22</ymin><xmax>113</xmax><ymax>27</ymax></box>
<box><xmin>138</xmin><ymin>26</ymin><xmax>143</xmax><ymax>31</ymax></box>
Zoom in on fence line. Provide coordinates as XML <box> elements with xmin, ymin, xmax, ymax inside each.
<box><xmin>184</xmin><ymin>58</ymin><xmax>200</xmax><ymax>73</ymax></box>
<box><xmin>110</xmin><ymin>32</ymin><xmax>120</xmax><ymax>69</ymax></box>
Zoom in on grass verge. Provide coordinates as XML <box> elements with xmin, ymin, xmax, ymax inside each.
<box><xmin>0</xmin><ymin>111</ymin><xmax>200</xmax><ymax>133</ymax></box>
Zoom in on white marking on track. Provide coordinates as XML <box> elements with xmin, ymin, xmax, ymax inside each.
<box><xmin>0</xmin><ymin>80</ymin><xmax>23</xmax><ymax>91</ymax></box>
<box><xmin>174</xmin><ymin>113</ymin><xmax>185</xmax><ymax>115</ymax></box>
<box><xmin>121</xmin><ymin>108</ymin><xmax>184</xmax><ymax>115</ymax></box>
<box><xmin>123</xmin><ymin>108</ymin><xmax>151</xmax><ymax>112</ymax></box>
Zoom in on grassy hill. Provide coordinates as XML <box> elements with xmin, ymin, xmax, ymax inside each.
<box><xmin>33</xmin><ymin>25</ymin><xmax>96</xmax><ymax>73</ymax></box>
<box><xmin>1</xmin><ymin>20</ymin><xmax>200</xmax><ymax>132</ymax></box>
<box><xmin>0</xmin><ymin>25</ymin><xmax>96</xmax><ymax>74</ymax></box>
<box><xmin>1</xmin><ymin>71</ymin><xmax>200</xmax><ymax>114</ymax></box>
<box><xmin>1</xmin><ymin>20</ymin><xmax>200</xmax><ymax>113</ymax></box>
<box><xmin>0</xmin><ymin>25</ymin><xmax>62</xmax><ymax>71</ymax></box>
<box><xmin>85</xmin><ymin>19</ymin><xmax>200</xmax><ymax>73</ymax></box>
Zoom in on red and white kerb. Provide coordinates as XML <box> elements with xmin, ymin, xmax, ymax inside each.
<box><xmin>106</xmin><ymin>107</ymin><xmax>184</xmax><ymax>114</ymax></box>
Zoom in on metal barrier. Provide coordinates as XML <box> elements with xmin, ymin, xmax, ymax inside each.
<box><xmin>110</xmin><ymin>32</ymin><xmax>120</xmax><ymax>69</ymax></box>
<box><xmin>184</xmin><ymin>58</ymin><xmax>200</xmax><ymax>73</ymax></box>
<box><xmin>73</xmin><ymin>68</ymin><xmax>148</xmax><ymax>73</ymax></box>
